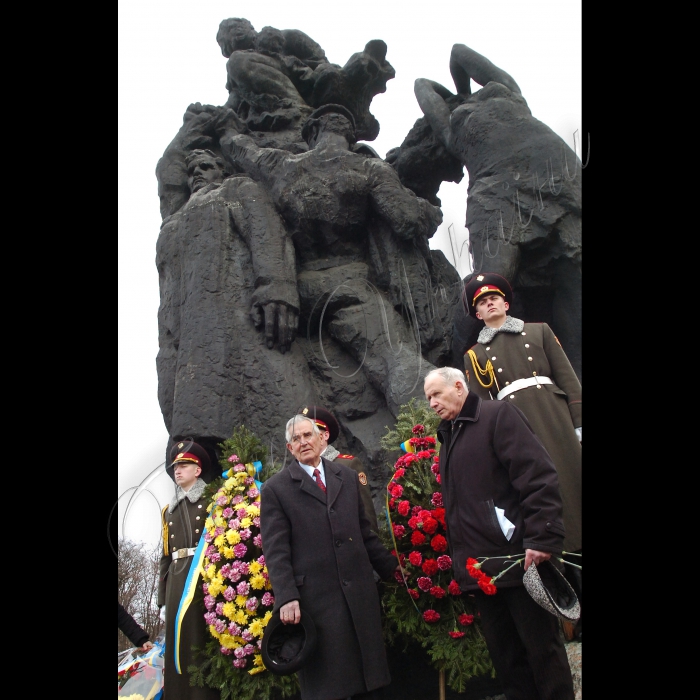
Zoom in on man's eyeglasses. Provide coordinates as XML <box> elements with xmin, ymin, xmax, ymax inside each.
<box><xmin>290</xmin><ymin>431</ymin><xmax>316</xmax><ymax>444</ymax></box>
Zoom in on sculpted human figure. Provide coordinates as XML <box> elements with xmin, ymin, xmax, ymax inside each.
<box><xmin>156</xmin><ymin>148</ymin><xmax>300</xmax><ymax>447</ymax></box>
<box><xmin>216</xmin><ymin>104</ymin><xmax>445</xmax><ymax>414</ymax></box>
<box><xmin>216</xmin><ymin>17</ymin><xmax>395</xmax><ymax>141</ymax></box>
<box><xmin>414</xmin><ymin>43</ymin><xmax>582</xmax><ymax>380</ymax></box>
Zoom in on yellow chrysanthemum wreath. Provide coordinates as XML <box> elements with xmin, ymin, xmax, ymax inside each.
<box><xmin>200</xmin><ymin>457</ymin><xmax>273</xmax><ymax>675</ymax></box>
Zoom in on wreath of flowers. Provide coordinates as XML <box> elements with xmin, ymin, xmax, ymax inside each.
<box><xmin>379</xmin><ymin>404</ymin><xmax>494</xmax><ymax>693</ymax></box>
<box><xmin>200</xmin><ymin>454</ymin><xmax>271</xmax><ymax>675</ymax></box>
<box><xmin>189</xmin><ymin>426</ymin><xmax>299</xmax><ymax>700</ymax></box>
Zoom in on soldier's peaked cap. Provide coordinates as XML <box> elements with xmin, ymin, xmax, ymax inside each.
<box><xmin>462</xmin><ymin>272</ymin><xmax>513</xmax><ymax>319</ymax></box>
<box><xmin>300</xmin><ymin>405</ymin><xmax>339</xmax><ymax>444</ymax></box>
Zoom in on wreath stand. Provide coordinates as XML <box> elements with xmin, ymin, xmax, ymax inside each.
<box><xmin>439</xmin><ymin>669</ymin><xmax>446</xmax><ymax>700</ymax></box>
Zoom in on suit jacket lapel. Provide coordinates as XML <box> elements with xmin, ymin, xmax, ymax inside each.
<box><xmin>324</xmin><ymin>457</ymin><xmax>343</xmax><ymax>509</ymax></box>
<box><xmin>289</xmin><ymin>460</ymin><xmax>327</xmax><ymax>505</ymax></box>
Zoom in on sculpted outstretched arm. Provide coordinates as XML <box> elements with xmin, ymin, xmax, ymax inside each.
<box><xmin>450</xmin><ymin>43</ymin><xmax>521</xmax><ymax>95</ymax></box>
<box><xmin>414</xmin><ymin>78</ymin><xmax>453</xmax><ymax>149</ymax></box>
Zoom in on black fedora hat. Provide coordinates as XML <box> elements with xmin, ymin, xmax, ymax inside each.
<box><xmin>300</xmin><ymin>405</ymin><xmax>340</xmax><ymax>444</ymax></box>
<box><xmin>261</xmin><ymin>608</ymin><xmax>317</xmax><ymax>675</ymax></box>
<box><xmin>523</xmin><ymin>560</ymin><xmax>581</xmax><ymax>622</ymax></box>
<box><xmin>462</xmin><ymin>272</ymin><xmax>513</xmax><ymax>319</ymax></box>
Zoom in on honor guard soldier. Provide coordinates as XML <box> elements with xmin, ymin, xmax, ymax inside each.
<box><xmin>463</xmin><ymin>273</ymin><xmax>582</xmax><ymax>640</ymax></box>
<box><xmin>158</xmin><ymin>440</ymin><xmax>221</xmax><ymax>700</ymax></box>
<box><xmin>300</xmin><ymin>405</ymin><xmax>379</xmax><ymax>533</ymax></box>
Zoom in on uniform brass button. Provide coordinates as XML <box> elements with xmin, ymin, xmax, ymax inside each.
<box><xmin>525</xmin><ymin>343</ymin><xmax>530</xmax><ymax>348</ymax></box>
<box><xmin>335</xmin><ymin>540</ymin><xmax>342</xmax><ymax>547</ymax></box>
<box><xmin>195</xmin><ymin>529</ymin><xmax>200</xmax><ymax>534</ymax></box>
<box><xmin>491</xmin><ymin>356</ymin><xmax>497</xmax><ymax>361</ymax></box>
<box><xmin>485</xmin><ymin>347</ymin><xmax>490</xmax><ymax>351</ymax></box>
<box><xmin>537</xmin><ymin>385</ymin><xmax>542</xmax><ymax>389</ymax></box>
<box><xmin>169</xmin><ymin>522</ymin><xmax>173</xmax><ymax>526</ymax></box>
<box><xmin>505</xmin><ymin>381</ymin><xmax>510</xmax><ymax>385</ymax></box>
<box><xmin>171</xmin><ymin>534</ymin><xmax>175</xmax><ymax>538</ymax></box>
<box><xmin>196</xmin><ymin>516</ymin><xmax>200</xmax><ymax>520</ymax></box>
<box><xmin>198</xmin><ymin>504</ymin><xmax>203</xmax><ymax>509</ymax></box>
<box><xmin>497</xmin><ymin>368</ymin><xmax>503</xmax><ymax>372</ymax></box>
<box><xmin>509</xmin><ymin>395</ymin><xmax>515</xmax><ymax>399</ymax></box>
<box><xmin>528</xmin><ymin>357</ymin><xmax>533</xmax><ymax>361</ymax></box>
<box><xmin>521</xmin><ymin>332</ymin><xmax>526</xmax><ymax>335</ymax></box>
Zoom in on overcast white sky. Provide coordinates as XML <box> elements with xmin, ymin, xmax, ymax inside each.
<box><xmin>117</xmin><ymin>0</ymin><xmax>581</xmax><ymax>547</ymax></box>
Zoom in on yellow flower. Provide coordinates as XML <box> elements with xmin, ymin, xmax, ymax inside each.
<box><xmin>250</xmin><ymin>573</ymin><xmax>266</xmax><ymax>590</ymax></box>
<box><xmin>226</xmin><ymin>530</ymin><xmax>241</xmax><ymax>545</ymax></box>
<box><xmin>234</xmin><ymin>609</ymin><xmax>248</xmax><ymax>625</ymax></box>
<box><xmin>205</xmin><ymin>516</ymin><xmax>214</xmax><ymax>529</ymax></box>
<box><xmin>248</xmin><ymin>665</ymin><xmax>266</xmax><ymax>675</ymax></box>
<box><xmin>214</xmin><ymin>534</ymin><xmax>226</xmax><ymax>548</ymax></box>
<box><xmin>235</xmin><ymin>595</ymin><xmax>248</xmax><ymax>608</ymax></box>
<box><xmin>248</xmin><ymin>619</ymin><xmax>264</xmax><ymax>637</ymax></box>
<box><xmin>208</xmin><ymin>624</ymin><xmax>220</xmax><ymax>640</ymax></box>
<box><xmin>207</xmin><ymin>578</ymin><xmax>224</xmax><ymax>597</ymax></box>
<box><xmin>235</xmin><ymin>471</ymin><xmax>248</xmax><ymax>481</ymax></box>
<box><xmin>214</xmin><ymin>515</ymin><xmax>226</xmax><ymax>528</ymax></box>
<box><xmin>262</xmin><ymin>610</ymin><xmax>273</xmax><ymax>625</ymax></box>
<box><xmin>223</xmin><ymin>546</ymin><xmax>236</xmax><ymax>559</ymax></box>
<box><xmin>246</xmin><ymin>504</ymin><xmax>260</xmax><ymax>517</ymax></box>
<box><xmin>240</xmin><ymin>517</ymin><xmax>252</xmax><ymax>528</ymax></box>
<box><xmin>249</xmin><ymin>561</ymin><xmax>262</xmax><ymax>574</ymax></box>
<box><xmin>205</xmin><ymin>564</ymin><xmax>217</xmax><ymax>579</ymax></box>
<box><xmin>222</xmin><ymin>601</ymin><xmax>236</xmax><ymax>619</ymax></box>
<box><xmin>219</xmin><ymin>633</ymin><xmax>237</xmax><ymax>649</ymax></box>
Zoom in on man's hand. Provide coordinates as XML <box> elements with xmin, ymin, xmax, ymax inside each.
<box><xmin>251</xmin><ymin>302</ymin><xmax>299</xmax><ymax>353</ymax></box>
<box><xmin>523</xmin><ymin>549</ymin><xmax>551</xmax><ymax>571</ymax></box>
<box><xmin>136</xmin><ymin>640</ymin><xmax>154</xmax><ymax>653</ymax></box>
<box><xmin>159</xmin><ymin>606</ymin><xmax>166</xmax><ymax>623</ymax></box>
<box><xmin>279</xmin><ymin>600</ymin><xmax>301</xmax><ymax>625</ymax></box>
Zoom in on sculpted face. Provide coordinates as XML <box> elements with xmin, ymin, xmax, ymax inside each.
<box><xmin>424</xmin><ymin>373</ymin><xmax>466</xmax><ymax>421</ymax></box>
<box><xmin>286</xmin><ymin>418</ymin><xmax>324</xmax><ymax>467</ymax></box>
<box><xmin>187</xmin><ymin>155</ymin><xmax>225</xmax><ymax>193</ymax></box>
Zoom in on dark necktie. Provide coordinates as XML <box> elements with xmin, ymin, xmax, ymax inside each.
<box><xmin>313</xmin><ymin>468</ymin><xmax>327</xmax><ymax>493</ymax></box>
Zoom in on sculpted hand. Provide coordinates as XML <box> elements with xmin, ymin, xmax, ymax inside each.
<box><xmin>280</xmin><ymin>600</ymin><xmax>301</xmax><ymax>625</ymax></box>
<box><xmin>251</xmin><ymin>302</ymin><xmax>299</xmax><ymax>353</ymax></box>
<box><xmin>523</xmin><ymin>549</ymin><xmax>551</xmax><ymax>571</ymax></box>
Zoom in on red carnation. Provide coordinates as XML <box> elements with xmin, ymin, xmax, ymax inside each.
<box><xmin>394</xmin><ymin>570</ymin><xmax>405</xmax><ymax>583</ymax></box>
<box><xmin>417</xmin><ymin>576</ymin><xmax>433</xmax><ymax>591</ymax></box>
<box><xmin>412</xmin><ymin>424</ymin><xmax>425</xmax><ymax>435</ymax></box>
<box><xmin>391</xmin><ymin>484</ymin><xmax>404</xmax><ymax>498</ymax></box>
<box><xmin>436</xmin><ymin>555</ymin><xmax>452</xmax><ymax>570</ymax></box>
<box><xmin>448</xmin><ymin>631</ymin><xmax>466</xmax><ymax>639</ymax></box>
<box><xmin>411</xmin><ymin>531</ymin><xmax>426</xmax><ymax>546</ymax></box>
<box><xmin>388</xmin><ymin>497</ymin><xmax>396</xmax><ymax>509</ymax></box>
<box><xmin>424</xmin><ymin>436</ymin><xmax>436</xmax><ymax>446</ymax></box>
<box><xmin>404</xmin><ymin>454</ymin><xmax>419</xmax><ymax>465</ymax></box>
<box><xmin>408</xmin><ymin>589</ymin><xmax>420</xmax><ymax>600</ymax></box>
<box><xmin>411</xmin><ymin>505</ymin><xmax>423</xmax><ymax>517</ymax></box>
<box><xmin>431</xmin><ymin>534</ymin><xmax>448</xmax><ymax>552</ymax></box>
<box><xmin>431</xmin><ymin>492</ymin><xmax>443</xmax><ymax>508</ymax></box>
<box><xmin>407</xmin><ymin>516</ymin><xmax>420</xmax><ymax>530</ymax></box>
<box><xmin>397</xmin><ymin>500</ymin><xmax>411</xmax><ymax>517</ymax></box>
<box><xmin>416</xmin><ymin>449</ymin><xmax>434</xmax><ymax>460</ymax></box>
<box><xmin>423</xmin><ymin>518</ymin><xmax>438</xmax><ymax>535</ymax></box>
<box><xmin>429</xmin><ymin>586</ymin><xmax>446</xmax><ymax>599</ymax></box>
<box><xmin>394</xmin><ymin>467</ymin><xmax>406</xmax><ymax>479</ymax></box>
<box><xmin>393</xmin><ymin>524</ymin><xmax>406</xmax><ymax>538</ymax></box>
<box><xmin>431</xmin><ymin>462</ymin><xmax>440</xmax><ymax>475</ymax></box>
<box><xmin>423</xmin><ymin>609</ymin><xmax>440</xmax><ymax>623</ymax></box>
<box><xmin>422</xmin><ymin>558</ymin><xmax>439</xmax><ymax>576</ymax></box>
<box><xmin>448</xmin><ymin>580</ymin><xmax>462</xmax><ymax>596</ymax></box>
<box><xmin>478</xmin><ymin>577</ymin><xmax>498</xmax><ymax>595</ymax></box>
<box><xmin>432</xmin><ymin>508</ymin><xmax>446</xmax><ymax>525</ymax></box>
<box><xmin>408</xmin><ymin>551</ymin><xmax>422</xmax><ymax>566</ymax></box>
<box><xmin>436</xmin><ymin>474</ymin><xmax>441</xmax><ymax>484</ymax></box>
<box><xmin>458</xmin><ymin>614</ymin><xmax>474</xmax><ymax>626</ymax></box>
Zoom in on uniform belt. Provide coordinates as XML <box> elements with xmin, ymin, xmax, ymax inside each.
<box><xmin>171</xmin><ymin>547</ymin><xmax>196</xmax><ymax>560</ymax></box>
<box><xmin>496</xmin><ymin>376</ymin><xmax>553</xmax><ymax>400</ymax></box>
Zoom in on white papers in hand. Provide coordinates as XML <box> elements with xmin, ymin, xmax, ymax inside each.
<box><xmin>495</xmin><ymin>507</ymin><xmax>515</xmax><ymax>541</ymax></box>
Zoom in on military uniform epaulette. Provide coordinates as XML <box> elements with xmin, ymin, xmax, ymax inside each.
<box><xmin>336</xmin><ymin>453</ymin><xmax>355</xmax><ymax>459</ymax></box>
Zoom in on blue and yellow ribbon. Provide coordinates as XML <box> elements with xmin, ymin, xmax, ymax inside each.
<box><xmin>173</xmin><ymin>537</ymin><xmax>207</xmax><ymax>674</ymax></box>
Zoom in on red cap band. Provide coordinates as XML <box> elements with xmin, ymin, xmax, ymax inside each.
<box><xmin>472</xmin><ymin>285</ymin><xmax>505</xmax><ymax>304</ymax></box>
<box><xmin>172</xmin><ymin>451</ymin><xmax>202</xmax><ymax>469</ymax></box>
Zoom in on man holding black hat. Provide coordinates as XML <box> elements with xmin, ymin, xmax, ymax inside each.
<box><xmin>423</xmin><ymin>366</ymin><xmax>576</xmax><ymax>700</ymax></box>
<box><xmin>463</xmin><ymin>272</ymin><xmax>582</xmax><ymax>640</ymax></box>
<box><xmin>260</xmin><ymin>414</ymin><xmax>401</xmax><ymax>700</ymax></box>
<box><xmin>300</xmin><ymin>405</ymin><xmax>379</xmax><ymax>533</ymax></box>
<box><xmin>157</xmin><ymin>440</ymin><xmax>220</xmax><ymax>700</ymax></box>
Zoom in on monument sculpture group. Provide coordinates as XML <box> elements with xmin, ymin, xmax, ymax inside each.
<box><xmin>155</xmin><ymin>17</ymin><xmax>582</xmax><ymax>511</ymax></box>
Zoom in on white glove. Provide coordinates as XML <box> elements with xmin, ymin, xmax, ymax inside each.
<box><xmin>159</xmin><ymin>606</ymin><xmax>166</xmax><ymax>623</ymax></box>
<box><xmin>575</xmin><ymin>427</ymin><xmax>582</xmax><ymax>443</ymax></box>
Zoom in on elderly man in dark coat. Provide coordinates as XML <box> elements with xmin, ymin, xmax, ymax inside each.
<box><xmin>424</xmin><ymin>366</ymin><xmax>575</xmax><ymax>700</ymax></box>
<box><xmin>260</xmin><ymin>414</ymin><xmax>400</xmax><ymax>700</ymax></box>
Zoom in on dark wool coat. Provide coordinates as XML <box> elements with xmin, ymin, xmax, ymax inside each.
<box><xmin>118</xmin><ymin>602</ymin><xmax>149</xmax><ymax>648</ymax></box>
<box><xmin>260</xmin><ymin>457</ymin><xmax>398</xmax><ymax>700</ymax></box>
<box><xmin>158</xmin><ymin>480</ymin><xmax>220</xmax><ymax>700</ymax></box>
<box><xmin>465</xmin><ymin>320</ymin><xmax>582</xmax><ymax>551</ymax></box>
<box><xmin>437</xmin><ymin>392</ymin><xmax>566</xmax><ymax>592</ymax></box>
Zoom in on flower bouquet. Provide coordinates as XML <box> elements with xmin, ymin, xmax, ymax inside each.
<box><xmin>379</xmin><ymin>399</ymin><xmax>494</xmax><ymax>693</ymax></box>
<box><xmin>188</xmin><ymin>426</ymin><xmax>299</xmax><ymax>700</ymax></box>
<box><xmin>117</xmin><ymin>640</ymin><xmax>164</xmax><ymax>699</ymax></box>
